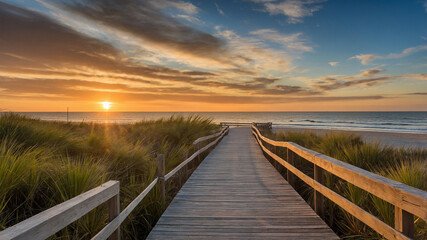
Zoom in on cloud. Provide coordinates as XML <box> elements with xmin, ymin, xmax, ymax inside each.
<box><xmin>215</xmin><ymin>3</ymin><xmax>225</xmax><ymax>15</ymax></box>
<box><xmin>250</xmin><ymin>29</ymin><xmax>313</xmax><ymax>52</ymax></box>
<box><xmin>313</xmin><ymin>67</ymin><xmax>394</xmax><ymax>91</ymax></box>
<box><xmin>385</xmin><ymin>45</ymin><xmax>427</xmax><ymax>59</ymax></box>
<box><xmin>174</xmin><ymin>14</ymin><xmax>203</xmax><ymax>24</ymax></box>
<box><xmin>50</xmin><ymin>0</ymin><xmax>230</xmax><ymax>66</ymax></box>
<box><xmin>253</xmin><ymin>0</ymin><xmax>326</xmax><ymax>23</ymax></box>
<box><xmin>405</xmin><ymin>92</ymin><xmax>427</xmax><ymax>95</ymax></box>
<box><xmin>0</xmin><ymin>76</ymin><xmax>384</xmax><ymax>104</ymax></box>
<box><xmin>150</xmin><ymin>0</ymin><xmax>199</xmax><ymax>14</ymax></box>
<box><xmin>349</xmin><ymin>44</ymin><xmax>427</xmax><ymax>65</ymax></box>
<box><xmin>328</xmin><ymin>62</ymin><xmax>338</xmax><ymax>67</ymax></box>
<box><xmin>349</xmin><ymin>54</ymin><xmax>380</xmax><ymax>65</ymax></box>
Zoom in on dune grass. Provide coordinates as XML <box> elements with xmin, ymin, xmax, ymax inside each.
<box><xmin>0</xmin><ymin>113</ymin><xmax>219</xmax><ymax>239</ymax></box>
<box><xmin>264</xmin><ymin>129</ymin><xmax>426</xmax><ymax>239</ymax></box>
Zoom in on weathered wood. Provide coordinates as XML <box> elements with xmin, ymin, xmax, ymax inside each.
<box><xmin>193</xmin><ymin>127</ymin><xmax>228</xmax><ymax>145</ymax></box>
<box><xmin>286</xmin><ymin>148</ymin><xmax>295</xmax><ymax>188</ymax></box>
<box><xmin>253</xmin><ymin>130</ymin><xmax>412</xmax><ymax>240</ymax></box>
<box><xmin>164</xmin><ymin>128</ymin><xmax>229</xmax><ymax>181</ymax></box>
<box><xmin>107</xmin><ymin>191</ymin><xmax>120</xmax><ymax>240</ymax></box>
<box><xmin>314</xmin><ymin>165</ymin><xmax>324</xmax><ymax>218</ymax></box>
<box><xmin>0</xmin><ymin>181</ymin><xmax>119</xmax><ymax>240</ymax></box>
<box><xmin>395</xmin><ymin>207</ymin><xmax>414</xmax><ymax>238</ymax></box>
<box><xmin>91</xmin><ymin>178</ymin><xmax>158</xmax><ymax>240</ymax></box>
<box><xmin>148</xmin><ymin>127</ymin><xmax>338</xmax><ymax>239</ymax></box>
<box><xmin>157</xmin><ymin>154</ymin><xmax>166</xmax><ymax>206</ymax></box>
<box><xmin>252</xmin><ymin>125</ymin><xmax>427</xmax><ymax>222</ymax></box>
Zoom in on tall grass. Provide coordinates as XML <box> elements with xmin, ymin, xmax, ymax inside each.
<box><xmin>267</xmin><ymin>129</ymin><xmax>427</xmax><ymax>239</ymax></box>
<box><xmin>0</xmin><ymin>113</ymin><xmax>219</xmax><ymax>239</ymax></box>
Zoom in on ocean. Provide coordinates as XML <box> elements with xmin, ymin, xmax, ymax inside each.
<box><xmin>7</xmin><ymin>111</ymin><xmax>427</xmax><ymax>134</ymax></box>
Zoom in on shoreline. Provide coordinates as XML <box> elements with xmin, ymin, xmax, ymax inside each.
<box><xmin>273</xmin><ymin>127</ymin><xmax>427</xmax><ymax>148</ymax></box>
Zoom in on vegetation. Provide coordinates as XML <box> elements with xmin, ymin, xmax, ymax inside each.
<box><xmin>0</xmin><ymin>113</ymin><xmax>219</xmax><ymax>239</ymax></box>
<box><xmin>263</xmin><ymin>129</ymin><xmax>427</xmax><ymax>239</ymax></box>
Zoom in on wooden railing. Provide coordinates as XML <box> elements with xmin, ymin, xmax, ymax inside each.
<box><xmin>220</xmin><ymin>122</ymin><xmax>272</xmax><ymax>129</ymax></box>
<box><xmin>0</xmin><ymin>126</ymin><xmax>229</xmax><ymax>240</ymax></box>
<box><xmin>252</xmin><ymin>125</ymin><xmax>426</xmax><ymax>240</ymax></box>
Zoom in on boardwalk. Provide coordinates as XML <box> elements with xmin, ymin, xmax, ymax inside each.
<box><xmin>147</xmin><ymin>127</ymin><xmax>338</xmax><ymax>239</ymax></box>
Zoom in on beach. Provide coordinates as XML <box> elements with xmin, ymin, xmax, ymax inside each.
<box><xmin>274</xmin><ymin>127</ymin><xmax>427</xmax><ymax>148</ymax></box>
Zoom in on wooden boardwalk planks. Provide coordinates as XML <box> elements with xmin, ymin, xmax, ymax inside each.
<box><xmin>147</xmin><ymin>127</ymin><xmax>338</xmax><ymax>240</ymax></box>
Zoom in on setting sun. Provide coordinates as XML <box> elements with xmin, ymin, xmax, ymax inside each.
<box><xmin>101</xmin><ymin>101</ymin><xmax>112</xmax><ymax>110</ymax></box>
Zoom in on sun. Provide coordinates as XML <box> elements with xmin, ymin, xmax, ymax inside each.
<box><xmin>101</xmin><ymin>101</ymin><xmax>112</xmax><ymax>110</ymax></box>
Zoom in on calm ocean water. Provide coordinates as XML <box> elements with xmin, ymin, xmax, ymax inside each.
<box><xmin>7</xmin><ymin>112</ymin><xmax>427</xmax><ymax>134</ymax></box>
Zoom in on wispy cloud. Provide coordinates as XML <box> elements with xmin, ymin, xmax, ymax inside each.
<box><xmin>215</xmin><ymin>3</ymin><xmax>225</xmax><ymax>16</ymax></box>
<box><xmin>328</xmin><ymin>61</ymin><xmax>338</xmax><ymax>67</ymax></box>
<box><xmin>174</xmin><ymin>14</ymin><xmax>203</xmax><ymax>24</ymax></box>
<box><xmin>349</xmin><ymin>54</ymin><xmax>379</xmax><ymax>65</ymax></box>
<box><xmin>252</xmin><ymin>0</ymin><xmax>326</xmax><ymax>23</ymax></box>
<box><xmin>349</xmin><ymin>45</ymin><xmax>427</xmax><ymax>65</ymax></box>
<box><xmin>250</xmin><ymin>29</ymin><xmax>313</xmax><ymax>52</ymax></box>
<box><xmin>150</xmin><ymin>0</ymin><xmax>199</xmax><ymax>14</ymax></box>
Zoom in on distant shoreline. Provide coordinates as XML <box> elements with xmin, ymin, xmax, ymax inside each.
<box><xmin>273</xmin><ymin>127</ymin><xmax>427</xmax><ymax>148</ymax></box>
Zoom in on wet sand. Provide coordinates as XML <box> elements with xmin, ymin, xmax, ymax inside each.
<box><xmin>273</xmin><ymin>127</ymin><xmax>427</xmax><ymax>148</ymax></box>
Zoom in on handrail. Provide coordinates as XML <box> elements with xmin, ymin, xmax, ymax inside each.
<box><xmin>252</xmin><ymin>125</ymin><xmax>427</xmax><ymax>240</ymax></box>
<box><xmin>91</xmin><ymin>178</ymin><xmax>158</xmax><ymax>240</ymax></box>
<box><xmin>0</xmin><ymin>127</ymin><xmax>229</xmax><ymax>240</ymax></box>
<box><xmin>0</xmin><ymin>181</ymin><xmax>120</xmax><ymax>240</ymax></box>
<box><xmin>193</xmin><ymin>126</ymin><xmax>228</xmax><ymax>145</ymax></box>
<box><xmin>167</xmin><ymin>126</ymin><xmax>228</xmax><ymax>181</ymax></box>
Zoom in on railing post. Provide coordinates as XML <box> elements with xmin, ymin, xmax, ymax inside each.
<box><xmin>197</xmin><ymin>142</ymin><xmax>201</xmax><ymax>162</ymax></box>
<box><xmin>273</xmin><ymin>145</ymin><xmax>278</xmax><ymax>170</ymax></box>
<box><xmin>107</xmin><ymin>190</ymin><xmax>120</xmax><ymax>240</ymax></box>
<box><xmin>157</xmin><ymin>154</ymin><xmax>166</xmax><ymax>206</ymax></box>
<box><xmin>395</xmin><ymin>206</ymin><xmax>414</xmax><ymax>238</ymax></box>
<box><xmin>286</xmin><ymin>148</ymin><xmax>295</xmax><ymax>188</ymax></box>
<box><xmin>314</xmin><ymin>165</ymin><xmax>324</xmax><ymax>218</ymax></box>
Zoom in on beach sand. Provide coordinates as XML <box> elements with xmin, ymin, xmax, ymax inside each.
<box><xmin>273</xmin><ymin>127</ymin><xmax>427</xmax><ymax>148</ymax></box>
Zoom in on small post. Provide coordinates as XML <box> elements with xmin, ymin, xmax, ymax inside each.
<box><xmin>157</xmin><ymin>154</ymin><xmax>166</xmax><ymax>206</ymax></box>
<box><xmin>66</xmin><ymin>107</ymin><xmax>69</xmax><ymax>122</ymax></box>
<box><xmin>286</xmin><ymin>148</ymin><xmax>295</xmax><ymax>188</ymax></box>
<box><xmin>273</xmin><ymin>145</ymin><xmax>278</xmax><ymax>170</ymax></box>
<box><xmin>197</xmin><ymin>142</ymin><xmax>201</xmax><ymax>162</ymax></box>
<box><xmin>395</xmin><ymin>206</ymin><xmax>414</xmax><ymax>238</ymax></box>
<box><xmin>107</xmin><ymin>191</ymin><xmax>120</xmax><ymax>240</ymax></box>
<box><xmin>314</xmin><ymin>165</ymin><xmax>324</xmax><ymax>218</ymax></box>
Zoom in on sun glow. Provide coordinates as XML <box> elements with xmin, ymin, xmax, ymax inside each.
<box><xmin>101</xmin><ymin>101</ymin><xmax>112</xmax><ymax>110</ymax></box>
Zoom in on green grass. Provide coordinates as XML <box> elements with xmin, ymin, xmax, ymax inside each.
<box><xmin>0</xmin><ymin>113</ymin><xmax>219</xmax><ymax>239</ymax></box>
<box><xmin>265</xmin><ymin>129</ymin><xmax>427</xmax><ymax>239</ymax></box>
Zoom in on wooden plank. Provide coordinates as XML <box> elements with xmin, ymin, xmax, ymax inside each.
<box><xmin>157</xmin><ymin>154</ymin><xmax>166</xmax><ymax>206</ymax></box>
<box><xmin>107</xmin><ymin>191</ymin><xmax>120</xmax><ymax>240</ymax></box>
<box><xmin>148</xmin><ymin>127</ymin><xmax>338</xmax><ymax>239</ymax></box>
<box><xmin>253</xmin><ymin>131</ymin><xmax>411</xmax><ymax>240</ymax></box>
<box><xmin>0</xmin><ymin>181</ymin><xmax>119</xmax><ymax>240</ymax></box>
<box><xmin>395</xmin><ymin>207</ymin><xmax>414</xmax><ymax>238</ymax></box>
<box><xmin>314</xmin><ymin>165</ymin><xmax>324</xmax><ymax>218</ymax></box>
<box><xmin>252</xmin><ymin>125</ymin><xmax>427</xmax><ymax>222</ymax></box>
<box><xmin>193</xmin><ymin>127</ymin><xmax>228</xmax><ymax>145</ymax></box>
<box><xmin>164</xmin><ymin>127</ymin><xmax>228</xmax><ymax>181</ymax></box>
<box><xmin>91</xmin><ymin>178</ymin><xmax>158</xmax><ymax>240</ymax></box>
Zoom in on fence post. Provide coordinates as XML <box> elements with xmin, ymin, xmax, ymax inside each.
<box><xmin>286</xmin><ymin>148</ymin><xmax>295</xmax><ymax>188</ymax></box>
<box><xmin>314</xmin><ymin>165</ymin><xmax>324</xmax><ymax>218</ymax></box>
<box><xmin>107</xmin><ymin>190</ymin><xmax>120</xmax><ymax>240</ymax></box>
<box><xmin>273</xmin><ymin>145</ymin><xmax>278</xmax><ymax>170</ymax></box>
<box><xmin>197</xmin><ymin>142</ymin><xmax>201</xmax><ymax>162</ymax></box>
<box><xmin>157</xmin><ymin>154</ymin><xmax>166</xmax><ymax>206</ymax></box>
<box><xmin>395</xmin><ymin>206</ymin><xmax>414</xmax><ymax>238</ymax></box>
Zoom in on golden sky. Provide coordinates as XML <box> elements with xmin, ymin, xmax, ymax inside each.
<box><xmin>0</xmin><ymin>0</ymin><xmax>426</xmax><ymax>112</ymax></box>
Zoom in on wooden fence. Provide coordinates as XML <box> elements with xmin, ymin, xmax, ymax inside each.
<box><xmin>0</xmin><ymin>126</ymin><xmax>229</xmax><ymax>240</ymax></box>
<box><xmin>252</xmin><ymin>124</ymin><xmax>426</xmax><ymax>240</ymax></box>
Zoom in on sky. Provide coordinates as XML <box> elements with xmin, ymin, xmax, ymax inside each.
<box><xmin>0</xmin><ymin>0</ymin><xmax>426</xmax><ymax>112</ymax></box>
